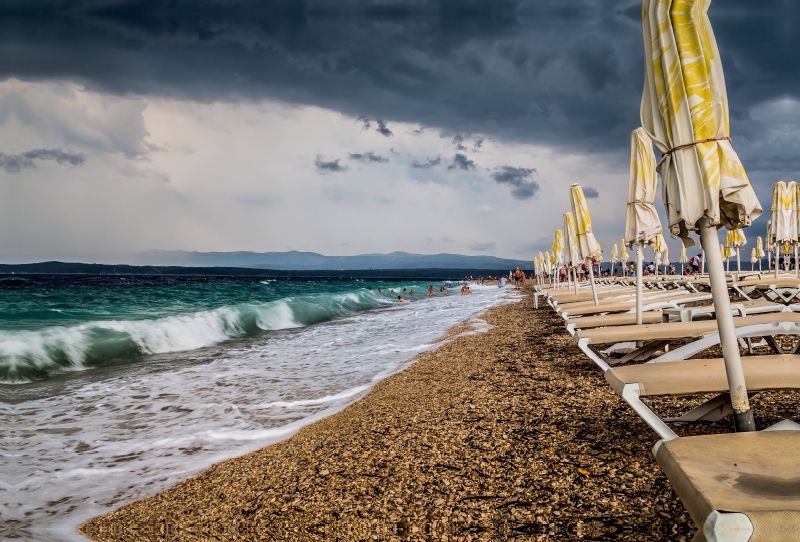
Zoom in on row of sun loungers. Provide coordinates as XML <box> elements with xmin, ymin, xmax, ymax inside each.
<box><xmin>534</xmin><ymin>275</ymin><xmax>800</xmax><ymax>542</ymax></box>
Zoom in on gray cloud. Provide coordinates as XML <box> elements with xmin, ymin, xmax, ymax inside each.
<box><xmin>348</xmin><ymin>151</ymin><xmax>388</xmax><ymax>163</ymax></box>
<box><xmin>469</xmin><ymin>242</ymin><xmax>497</xmax><ymax>253</ymax></box>
<box><xmin>5</xmin><ymin>0</ymin><xmax>799</xmax><ymax>172</ymax></box>
<box><xmin>356</xmin><ymin>116</ymin><xmax>371</xmax><ymax>131</ymax></box>
<box><xmin>448</xmin><ymin>153</ymin><xmax>476</xmax><ymax>171</ymax></box>
<box><xmin>375</xmin><ymin>120</ymin><xmax>393</xmax><ymax>138</ymax></box>
<box><xmin>452</xmin><ymin>134</ymin><xmax>467</xmax><ymax>151</ymax></box>
<box><xmin>490</xmin><ymin>165</ymin><xmax>539</xmax><ymax>200</ymax></box>
<box><xmin>314</xmin><ymin>155</ymin><xmax>349</xmax><ymax>173</ymax></box>
<box><xmin>583</xmin><ymin>187</ymin><xmax>599</xmax><ymax>199</ymax></box>
<box><xmin>411</xmin><ymin>156</ymin><xmax>441</xmax><ymax>169</ymax></box>
<box><xmin>441</xmin><ymin>236</ymin><xmax>456</xmax><ymax>243</ymax></box>
<box><xmin>0</xmin><ymin>148</ymin><xmax>86</xmax><ymax>173</ymax></box>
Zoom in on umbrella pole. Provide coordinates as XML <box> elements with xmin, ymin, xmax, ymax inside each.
<box><xmin>737</xmin><ymin>248</ymin><xmax>741</xmax><ymax>273</ymax></box>
<box><xmin>636</xmin><ymin>241</ymin><xmax>644</xmax><ymax>326</ymax></box>
<box><xmin>587</xmin><ymin>259</ymin><xmax>598</xmax><ymax>306</ymax></box>
<box><xmin>573</xmin><ymin>268</ymin><xmax>579</xmax><ymax>295</ymax></box>
<box><xmin>795</xmin><ymin>244</ymin><xmax>798</xmax><ymax>278</ymax></box>
<box><xmin>699</xmin><ymin>217</ymin><xmax>755</xmax><ymax>432</ymax></box>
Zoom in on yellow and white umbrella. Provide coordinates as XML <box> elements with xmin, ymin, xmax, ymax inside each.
<box><xmin>766</xmin><ymin>220</ymin><xmax>775</xmax><ymax>272</ymax></box>
<box><xmin>750</xmin><ymin>247</ymin><xmax>758</xmax><ymax>271</ymax></box>
<box><xmin>641</xmin><ymin>0</ymin><xmax>760</xmax><ymax>434</ymax></box>
<box><xmin>771</xmin><ymin>181</ymin><xmax>798</xmax><ymax>276</ymax></box>
<box><xmin>569</xmin><ymin>184</ymin><xmax>601</xmax><ymax>304</ymax></box>
<box><xmin>641</xmin><ymin>0</ymin><xmax>761</xmax><ymax>245</ymax></box>
<box><xmin>625</xmin><ymin>127</ymin><xmax>662</xmax><ymax>319</ymax></box>
<box><xmin>563</xmin><ymin>212</ymin><xmax>581</xmax><ymax>294</ymax></box>
<box><xmin>620</xmin><ymin>239</ymin><xmax>629</xmax><ymax>276</ymax></box>
<box><xmin>662</xmin><ymin>245</ymin><xmax>670</xmax><ymax>275</ymax></box>
<box><xmin>625</xmin><ymin>127</ymin><xmax>662</xmax><ymax>246</ymax></box>
<box><xmin>679</xmin><ymin>242</ymin><xmax>688</xmax><ymax>275</ymax></box>
<box><xmin>553</xmin><ymin>229</ymin><xmax>564</xmax><ymax>288</ymax></box>
<box><xmin>611</xmin><ymin>244</ymin><xmax>619</xmax><ymax>275</ymax></box>
<box><xmin>756</xmin><ymin>236</ymin><xmax>765</xmax><ymax>272</ymax></box>
<box><xmin>729</xmin><ymin>228</ymin><xmax>746</xmax><ymax>272</ymax></box>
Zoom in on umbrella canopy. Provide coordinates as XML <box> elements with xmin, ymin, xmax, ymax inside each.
<box><xmin>569</xmin><ymin>184</ymin><xmax>601</xmax><ymax>261</ymax></box>
<box><xmin>653</xmin><ymin>233</ymin><xmax>666</xmax><ymax>255</ymax></box>
<box><xmin>641</xmin><ymin>0</ymin><xmax>761</xmax><ymax>247</ymax></box>
<box><xmin>563</xmin><ymin>212</ymin><xmax>580</xmax><ymax>268</ymax></box>
<box><xmin>751</xmin><ymin>248</ymin><xmax>758</xmax><ymax>264</ymax></box>
<box><xmin>620</xmin><ymin>239</ymin><xmax>629</xmax><ymax>261</ymax></box>
<box><xmin>771</xmin><ymin>181</ymin><xmax>797</xmax><ymax>244</ymax></box>
<box><xmin>766</xmin><ymin>219</ymin><xmax>775</xmax><ymax>252</ymax></box>
<box><xmin>662</xmin><ymin>246</ymin><xmax>670</xmax><ymax>267</ymax></box>
<box><xmin>730</xmin><ymin>228</ymin><xmax>747</xmax><ymax>248</ymax></box>
<box><xmin>611</xmin><ymin>244</ymin><xmax>619</xmax><ymax>263</ymax></box>
<box><xmin>625</xmin><ymin>127</ymin><xmax>662</xmax><ymax>247</ymax></box>
<box><xmin>679</xmin><ymin>242</ymin><xmax>688</xmax><ymax>264</ymax></box>
<box><xmin>554</xmin><ymin>229</ymin><xmax>564</xmax><ymax>263</ymax></box>
<box><xmin>756</xmin><ymin>236</ymin><xmax>765</xmax><ymax>258</ymax></box>
<box><xmin>544</xmin><ymin>251</ymin><xmax>552</xmax><ymax>274</ymax></box>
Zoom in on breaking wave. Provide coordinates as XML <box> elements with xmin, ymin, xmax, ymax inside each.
<box><xmin>0</xmin><ymin>289</ymin><xmax>394</xmax><ymax>383</ymax></box>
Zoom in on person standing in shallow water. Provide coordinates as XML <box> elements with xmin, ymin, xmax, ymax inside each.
<box><xmin>428</xmin><ymin>285</ymin><xmax>434</xmax><ymax>297</ymax></box>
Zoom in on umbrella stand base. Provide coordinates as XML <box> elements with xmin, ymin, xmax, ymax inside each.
<box><xmin>733</xmin><ymin>409</ymin><xmax>756</xmax><ymax>432</ymax></box>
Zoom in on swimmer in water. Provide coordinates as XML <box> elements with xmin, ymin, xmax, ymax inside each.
<box><xmin>377</xmin><ymin>288</ymin><xmax>382</xmax><ymax>293</ymax></box>
<box><xmin>428</xmin><ymin>285</ymin><xmax>434</xmax><ymax>297</ymax></box>
<box><xmin>409</xmin><ymin>289</ymin><xmax>415</xmax><ymax>295</ymax></box>
<box><xmin>397</xmin><ymin>296</ymin><xmax>406</xmax><ymax>302</ymax></box>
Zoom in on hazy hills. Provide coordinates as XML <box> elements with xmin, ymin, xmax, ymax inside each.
<box><xmin>123</xmin><ymin>250</ymin><xmax>532</xmax><ymax>270</ymax></box>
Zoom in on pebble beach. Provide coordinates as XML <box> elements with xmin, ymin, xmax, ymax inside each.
<box><xmin>80</xmin><ymin>286</ymin><xmax>800</xmax><ymax>540</ymax></box>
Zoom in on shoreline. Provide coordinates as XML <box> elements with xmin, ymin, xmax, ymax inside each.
<box><xmin>82</xmin><ymin>286</ymin><xmax>698</xmax><ymax>540</ymax></box>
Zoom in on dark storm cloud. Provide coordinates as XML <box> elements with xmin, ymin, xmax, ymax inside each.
<box><xmin>0</xmin><ymin>149</ymin><xmax>86</xmax><ymax>173</ymax></box>
<box><xmin>375</xmin><ymin>119</ymin><xmax>393</xmax><ymax>138</ymax></box>
<box><xmin>583</xmin><ymin>187</ymin><xmax>599</xmax><ymax>198</ymax></box>
<box><xmin>448</xmin><ymin>153</ymin><xmax>476</xmax><ymax>171</ymax></box>
<box><xmin>348</xmin><ymin>151</ymin><xmax>388</xmax><ymax>163</ymax></box>
<box><xmin>490</xmin><ymin>165</ymin><xmax>539</xmax><ymax>200</ymax></box>
<box><xmin>314</xmin><ymin>155</ymin><xmax>349</xmax><ymax>173</ymax></box>
<box><xmin>4</xmin><ymin>0</ymin><xmax>800</xmax><ymax>172</ymax></box>
<box><xmin>411</xmin><ymin>156</ymin><xmax>441</xmax><ymax>169</ymax></box>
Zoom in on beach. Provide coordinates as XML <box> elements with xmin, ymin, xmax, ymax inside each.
<box><xmin>80</xmin><ymin>284</ymin><xmax>743</xmax><ymax>541</ymax></box>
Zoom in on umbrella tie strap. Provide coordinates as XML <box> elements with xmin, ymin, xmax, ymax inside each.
<box><xmin>657</xmin><ymin>136</ymin><xmax>731</xmax><ymax>167</ymax></box>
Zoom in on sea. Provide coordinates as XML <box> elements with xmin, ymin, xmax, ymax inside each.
<box><xmin>0</xmin><ymin>274</ymin><xmax>510</xmax><ymax>541</ymax></box>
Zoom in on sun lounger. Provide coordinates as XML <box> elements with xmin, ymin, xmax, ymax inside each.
<box><xmin>576</xmin><ymin>310</ymin><xmax>800</xmax><ymax>370</ymax></box>
<box><xmin>654</xmin><ymin>428</ymin><xmax>800</xmax><ymax>542</ymax></box>
<box><xmin>559</xmin><ymin>291</ymin><xmax>712</xmax><ymax>319</ymax></box>
<box><xmin>564</xmin><ymin>312</ymin><xmax>663</xmax><ymax>335</ymax></box>
<box><xmin>604</xmin><ymin>354</ymin><xmax>800</xmax><ymax>440</ymax></box>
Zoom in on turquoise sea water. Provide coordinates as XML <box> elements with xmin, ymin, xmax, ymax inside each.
<box><xmin>0</xmin><ymin>274</ymin><xmax>509</xmax><ymax>541</ymax></box>
<box><xmin>0</xmin><ymin>275</ymin><xmax>445</xmax><ymax>383</ymax></box>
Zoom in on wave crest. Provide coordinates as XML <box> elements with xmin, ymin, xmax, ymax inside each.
<box><xmin>0</xmin><ymin>289</ymin><xmax>393</xmax><ymax>383</ymax></box>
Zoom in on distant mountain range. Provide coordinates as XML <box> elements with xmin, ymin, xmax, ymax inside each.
<box><xmin>12</xmin><ymin>251</ymin><xmax>533</xmax><ymax>271</ymax></box>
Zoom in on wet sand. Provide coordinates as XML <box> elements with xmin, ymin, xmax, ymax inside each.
<box><xmin>81</xmin><ymin>286</ymin><xmax>800</xmax><ymax>540</ymax></box>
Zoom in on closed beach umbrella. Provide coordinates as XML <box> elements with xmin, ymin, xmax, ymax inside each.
<box><xmin>641</xmin><ymin>0</ymin><xmax>762</xmax><ymax>430</ymax></box>
<box><xmin>756</xmin><ymin>236</ymin><xmax>765</xmax><ymax>272</ymax></box>
<box><xmin>625</xmin><ymin>128</ymin><xmax>662</xmax><ymax>322</ymax></box>
<box><xmin>730</xmin><ymin>228</ymin><xmax>747</xmax><ymax>272</ymax></box>
<box><xmin>766</xmin><ymin>219</ymin><xmax>774</xmax><ymax>272</ymax></box>
<box><xmin>563</xmin><ymin>212</ymin><xmax>581</xmax><ymax>294</ymax></box>
<box><xmin>751</xmin><ymin>248</ymin><xmax>758</xmax><ymax>271</ymax></box>
<box><xmin>570</xmin><ymin>184</ymin><xmax>601</xmax><ymax>305</ymax></box>
<box><xmin>611</xmin><ymin>244</ymin><xmax>619</xmax><ymax>275</ymax></box>
<box><xmin>553</xmin><ymin>229</ymin><xmax>564</xmax><ymax>288</ymax></box>
<box><xmin>662</xmin><ymin>245</ymin><xmax>670</xmax><ymax>275</ymax></box>
<box><xmin>679</xmin><ymin>242</ymin><xmax>688</xmax><ymax>275</ymax></box>
<box><xmin>771</xmin><ymin>181</ymin><xmax>797</xmax><ymax>276</ymax></box>
<box><xmin>620</xmin><ymin>240</ymin><xmax>629</xmax><ymax>276</ymax></box>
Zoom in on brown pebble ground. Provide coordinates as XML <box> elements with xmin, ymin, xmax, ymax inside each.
<box><xmin>80</xmin><ymin>286</ymin><xmax>800</xmax><ymax>541</ymax></box>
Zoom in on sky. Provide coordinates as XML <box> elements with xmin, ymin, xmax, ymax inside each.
<box><xmin>2</xmin><ymin>0</ymin><xmax>800</xmax><ymax>263</ymax></box>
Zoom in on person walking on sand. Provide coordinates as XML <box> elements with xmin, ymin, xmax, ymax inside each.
<box><xmin>514</xmin><ymin>267</ymin><xmax>521</xmax><ymax>288</ymax></box>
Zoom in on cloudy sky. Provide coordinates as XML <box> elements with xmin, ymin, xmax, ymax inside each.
<box><xmin>2</xmin><ymin>0</ymin><xmax>800</xmax><ymax>263</ymax></box>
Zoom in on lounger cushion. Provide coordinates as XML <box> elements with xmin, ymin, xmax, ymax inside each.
<box><xmin>656</xmin><ymin>432</ymin><xmax>800</xmax><ymax>541</ymax></box>
<box><xmin>578</xmin><ymin>312</ymin><xmax>800</xmax><ymax>345</ymax></box>
<box><xmin>567</xmin><ymin>312</ymin><xmax>663</xmax><ymax>330</ymax></box>
<box><xmin>604</xmin><ymin>355</ymin><xmax>800</xmax><ymax>396</ymax></box>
